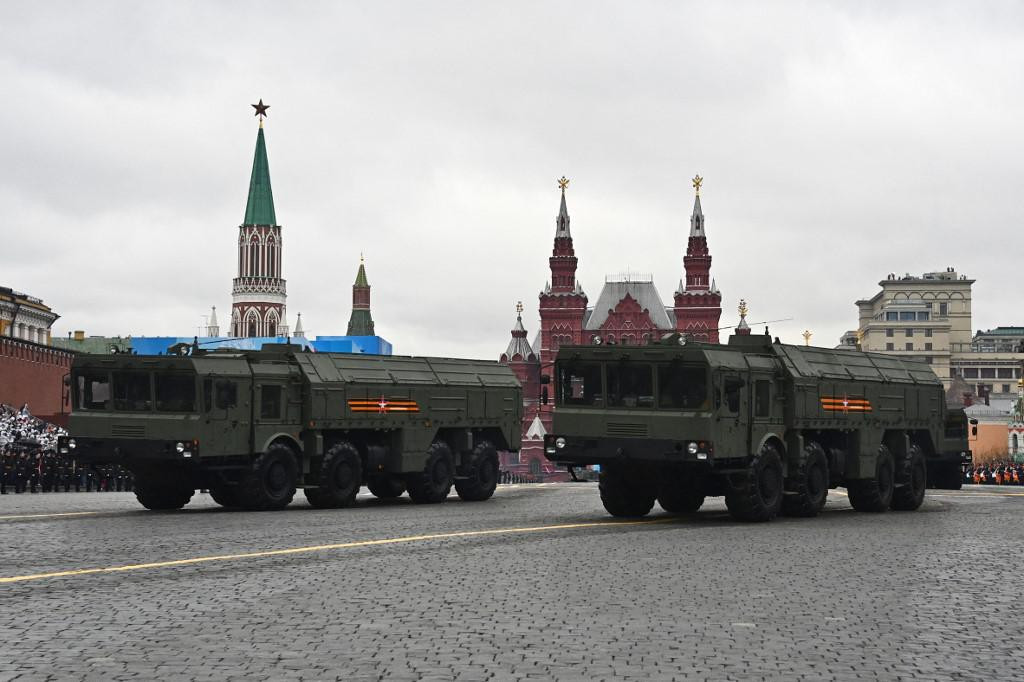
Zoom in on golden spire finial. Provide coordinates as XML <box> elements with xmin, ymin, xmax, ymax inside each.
<box><xmin>360</xmin><ymin>252</ymin><xmax>364</xmax><ymax>264</ymax></box>
<box><xmin>802</xmin><ymin>329</ymin><xmax>813</xmax><ymax>346</ymax></box>
<box><xmin>558</xmin><ymin>176</ymin><xmax>570</xmax><ymax>192</ymax></box>
<box><xmin>515</xmin><ymin>301</ymin><xmax>524</xmax><ymax>316</ymax></box>
<box><xmin>738</xmin><ymin>299</ymin><xmax>748</xmax><ymax>319</ymax></box>
<box><xmin>692</xmin><ymin>174</ymin><xmax>703</xmax><ymax>196</ymax></box>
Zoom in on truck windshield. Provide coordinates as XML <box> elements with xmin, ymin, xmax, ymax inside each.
<box><xmin>607</xmin><ymin>363</ymin><xmax>655</xmax><ymax>408</ymax></box>
<box><xmin>156</xmin><ymin>374</ymin><xmax>196</xmax><ymax>412</ymax></box>
<box><xmin>76</xmin><ymin>372</ymin><xmax>111</xmax><ymax>411</ymax></box>
<box><xmin>558</xmin><ymin>362</ymin><xmax>603</xmax><ymax>406</ymax></box>
<box><xmin>658</xmin><ymin>364</ymin><xmax>708</xmax><ymax>409</ymax></box>
<box><xmin>112</xmin><ymin>372</ymin><xmax>152</xmax><ymax>411</ymax></box>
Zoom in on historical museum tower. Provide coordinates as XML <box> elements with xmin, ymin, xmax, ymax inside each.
<box><xmin>231</xmin><ymin>100</ymin><xmax>288</xmax><ymax>338</ymax></box>
<box><xmin>673</xmin><ymin>175</ymin><xmax>722</xmax><ymax>341</ymax></box>
<box><xmin>537</xmin><ymin>177</ymin><xmax>588</xmax><ymax>381</ymax></box>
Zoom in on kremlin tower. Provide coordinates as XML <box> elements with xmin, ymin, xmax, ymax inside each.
<box><xmin>347</xmin><ymin>257</ymin><xmax>375</xmax><ymax>336</ymax></box>
<box><xmin>231</xmin><ymin>100</ymin><xmax>288</xmax><ymax>338</ymax></box>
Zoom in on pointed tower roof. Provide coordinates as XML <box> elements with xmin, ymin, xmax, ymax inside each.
<box><xmin>208</xmin><ymin>306</ymin><xmax>218</xmax><ymax>328</ymax></box>
<box><xmin>689</xmin><ymin>174</ymin><xmax>705</xmax><ymax>237</ymax></box>
<box><xmin>354</xmin><ymin>255</ymin><xmax>369</xmax><ymax>287</ymax></box>
<box><xmin>293</xmin><ymin>313</ymin><xmax>304</xmax><ymax>338</ymax></box>
<box><xmin>689</xmin><ymin>195</ymin><xmax>704</xmax><ymax>237</ymax></box>
<box><xmin>243</xmin><ymin>125</ymin><xmax>277</xmax><ymax>225</ymax></box>
<box><xmin>503</xmin><ymin>302</ymin><xmax>537</xmax><ymax>360</ymax></box>
<box><xmin>735</xmin><ymin>299</ymin><xmax>751</xmax><ymax>335</ymax></box>
<box><xmin>555</xmin><ymin>176</ymin><xmax>571</xmax><ymax>238</ymax></box>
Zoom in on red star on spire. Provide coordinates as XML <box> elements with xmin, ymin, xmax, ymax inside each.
<box><xmin>251</xmin><ymin>99</ymin><xmax>270</xmax><ymax>120</ymax></box>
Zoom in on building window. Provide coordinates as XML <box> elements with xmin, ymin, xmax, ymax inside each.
<box><xmin>905</xmin><ymin>328</ymin><xmax>914</xmax><ymax>337</ymax></box>
<box><xmin>917</xmin><ymin>311</ymin><xmax>930</xmax><ymax>321</ymax></box>
<box><xmin>925</xmin><ymin>329</ymin><xmax>933</xmax><ymax>338</ymax></box>
<box><xmin>900</xmin><ymin>312</ymin><xmax>916</xmax><ymax>321</ymax></box>
<box><xmin>980</xmin><ymin>368</ymin><xmax>996</xmax><ymax>379</ymax></box>
<box><xmin>1002</xmin><ymin>384</ymin><xmax>1011</xmax><ymax>393</ymax></box>
<box><xmin>886</xmin><ymin>312</ymin><xmax>899</xmax><ymax>321</ymax></box>
<box><xmin>939</xmin><ymin>302</ymin><xmax>948</xmax><ymax>316</ymax></box>
<box><xmin>886</xmin><ymin>343</ymin><xmax>894</xmax><ymax>351</ymax></box>
<box><xmin>905</xmin><ymin>343</ymin><xmax>913</xmax><ymax>351</ymax></box>
<box><xmin>886</xmin><ymin>329</ymin><xmax>894</xmax><ymax>338</ymax></box>
<box><xmin>963</xmin><ymin>368</ymin><xmax>978</xmax><ymax>379</ymax></box>
<box><xmin>925</xmin><ymin>343</ymin><xmax>933</xmax><ymax>351</ymax></box>
<box><xmin>997</xmin><ymin>368</ymin><xmax>1013</xmax><ymax>378</ymax></box>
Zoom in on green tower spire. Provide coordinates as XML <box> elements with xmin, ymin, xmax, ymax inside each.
<box><xmin>243</xmin><ymin>125</ymin><xmax>277</xmax><ymax>225</ymax></box>
<box><xmin>354</xmin><ymin>257</ymin><xmax>369</xmax><ymax>287</ymax></box>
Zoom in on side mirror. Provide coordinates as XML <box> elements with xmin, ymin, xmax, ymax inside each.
<box><xmin>541</xmin><ymin>387</ymin><xmax>549</xmax><ymax>406</ymax></box>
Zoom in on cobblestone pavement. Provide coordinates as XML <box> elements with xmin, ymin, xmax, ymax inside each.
<box><xmin>1</xmin><ymin>484</ymin><xmax>1023</xmax><ymax>681</ymax></box>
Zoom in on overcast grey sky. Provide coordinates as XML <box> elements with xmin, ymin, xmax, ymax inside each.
<box><xmin>2</xmin><ymin>2</ymin><xmax>1022</xmax><ymax>358</ymax></box>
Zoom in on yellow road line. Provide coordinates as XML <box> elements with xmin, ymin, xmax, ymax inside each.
<box><xmin>0</xmin><ymin>511</ymin><xmax>101</xmax><ymax>521</ymax></box>
<box><xmin>929</xmin><ymin>491</ymin><xmax>1024</xmax><ymax>498</ymax></box>
<box><xmin>0</xmin><ymin>517</ymin><xmax>671</xmax><ymax>585</ymax></box>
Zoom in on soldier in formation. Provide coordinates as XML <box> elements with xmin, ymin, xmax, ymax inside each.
<box><xmin>965</xmin><ymin>463</ymin><xmax>1024</xmax><ymax>485</ymax></box>
<box><xmin>1</xmin><ymin>445</ymin><xmax>134</xmax><ymax>494</ymax></box>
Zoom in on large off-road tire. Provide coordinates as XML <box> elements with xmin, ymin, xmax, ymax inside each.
<box><xmin>406</xmin><ymin>442</ymin><xmax>454</xmax><ymax>504</ymax></box>
<box><xmin>238</xmin><ymin>443</ymin><xmax>298</xmax><ymax>511</ymax></box>
<box><xmin>367</xmin><ymin>476</ymin><xmax>406</xmax><ymax>499</ymax></box>
<box><xmin>454</xmin><ymin>441</ymin><xmax>499</xmax><ymax>502</ymax></box>
<box><xmin>847</xmin><ymin>444</ymin><xmax>895</xmax><ymax>513</ymax></box>
<box><xmin>725</xmin><ymin>444</ymin><xmax>784</xmax><ymax>522</ymax></box>
<box><xmin>599</xmin><ymin>463</ymin><xmax>656</xmax><ymax>517</ymax></box>
<box><xmin>782</xmin><ymin>442</ymin><xmax>829</xmax><ymax>518</ymax></box>
<box><xmin>891</xmin><ymin>445</ymin><xmax>927</xmax><ymax>511</ymax></box>
<box><xmin>134</xmin><ymin>473</ymin><xmax>194</xmax><ymax>511</ymax></box>
<box><xmin>657</xmin><ymin>472</ymin><xmax>705</xmax><ymax>513</ymax></box>
<box><xmin>209</xmin><ymin>485</ymin><xmax>240</xmax><ymax>508</ymax></box>
<box><xmin>304</xmin><ymin>441</ymin><xmax>362</xmax><ymax>509</ymax></box>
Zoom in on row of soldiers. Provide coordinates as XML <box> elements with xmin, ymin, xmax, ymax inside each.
<box><xmin>0</xmin><ymin>447</ymin><xmax>133</xmax><ymax>494</ymax></box>
<box><xmin>966</xmin><ymin>463</ymin><xmax>1024</xmax><ymax>486</ymax></box>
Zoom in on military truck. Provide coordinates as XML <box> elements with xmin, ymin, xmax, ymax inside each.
<box><xmin>543</xmin><ymin>332</ymin><xmax>949</xmax><ymax>521</ymax></box>
<box><xmin>58</xmin><ymin>344</ymin><xmax>521</xmax><ymax>511</ymax></box>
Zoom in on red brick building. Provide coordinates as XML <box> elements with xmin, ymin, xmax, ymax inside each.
<box><xmin>499</xmin><ymin>178</ymin><xmax>723</xmax><ymax>477</ymax></box>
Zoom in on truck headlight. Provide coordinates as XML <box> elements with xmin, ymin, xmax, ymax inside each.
<box><xmin>555</xmin><ymin>437</ymin><xmax>567</xmax><ymax>449</ymax></box>
<box><xmin>68</xmin><ymin>439</ymin><xmax>77</xmax><ymax>450</ymax></box>
<box><xmin>687</xmin><ymin>442</ymin><xmax>699</xmax><ymax>454</ymax></box>
<box><xmin>175</xmin><ymin>442</ymin><xmax>185</xmax><ymax>453</ymax></box>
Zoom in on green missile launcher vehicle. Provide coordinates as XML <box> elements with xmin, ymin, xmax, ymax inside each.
<box><xmin>543</xmin><ymin>331</ymin><xmax>970</xmax><ymax>521</ymax></box>
<box><xmin>58</xmin><ymin>344</ymin><xmax>522</xmax><ymax>511</ymax></box>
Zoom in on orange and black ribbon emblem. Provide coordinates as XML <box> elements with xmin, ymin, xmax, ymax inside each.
<box><xmin>820</xmin><ymin>395</ymin><xmax>872</xmax><ymax>413</ymax></box>
<box><xmin>348</xmin><ymin>397</ymin><xmax>420</xmax><ymax>414</ymax></box>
